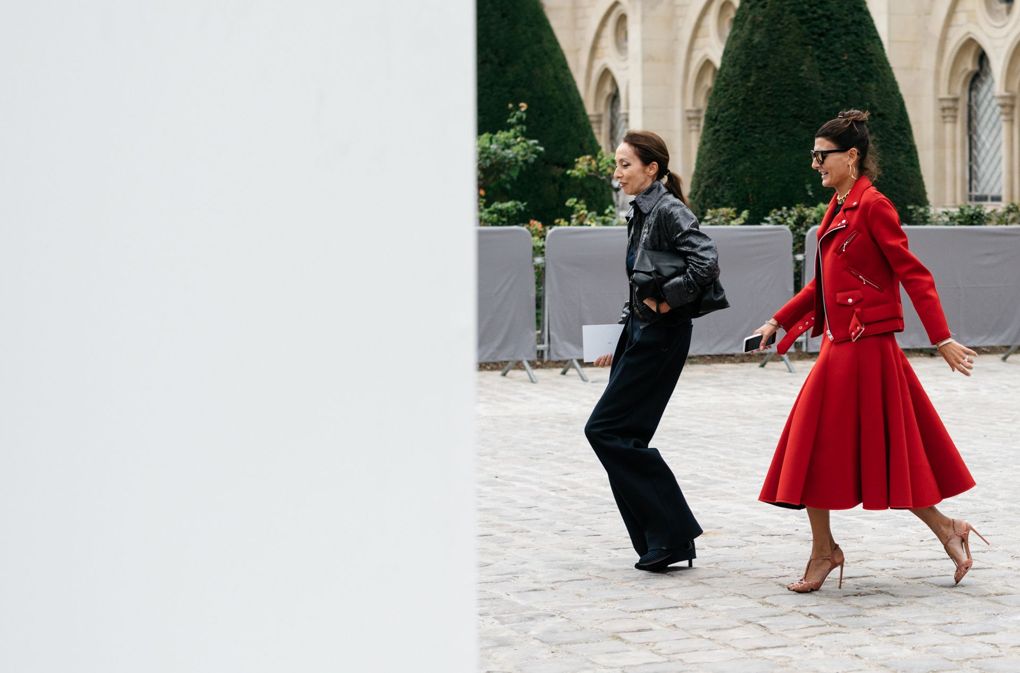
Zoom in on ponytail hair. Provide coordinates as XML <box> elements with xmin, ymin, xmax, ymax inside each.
<box><xmin>622</xmin><ymin>130</ymin><xmax>689</xmax><ymax>205</ymax></box>
<box><xmin>663</xmin><ymin>171</ymin><xmax>688</xmax><ymax>205</ymax></box>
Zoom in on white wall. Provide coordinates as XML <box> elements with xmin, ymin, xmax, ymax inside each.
<box><xmin>0</xmin><ymin>3</ymin><xmax>476</xmax><ymax>671</ymax></box>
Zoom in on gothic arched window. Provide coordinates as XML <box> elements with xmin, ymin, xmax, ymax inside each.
<box><xmin>968</xmin><ymin>52</ymin><xmax>1003</xmax><ymax>202</ymax></box>
<box><xmin>607</xmin><ymin>83</ymin><xmax>628</xmax><ymax>210</ymax></box>
<box><xmin>608</xmin><ymin>85</ymin><xmax>626</xmax><ymax>151</ymax></box>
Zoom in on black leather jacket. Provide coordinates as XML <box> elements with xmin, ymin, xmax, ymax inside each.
<box><xmin>622</xmin><ymin>181</ymin><xmax>722</xmax><ymax>323</ymax></box>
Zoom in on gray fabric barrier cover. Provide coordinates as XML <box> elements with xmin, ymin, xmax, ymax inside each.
<box><xmin>544</xmin><ymin>227</ymin><xmax>629</xmax><ymax>360</ymax></box>
<box><xmin>691</xmin><ymin>226</ymin><xmax>794</xmax><ymax>354</ymax></box>
<box><xmin>544</xmin><ymin>225</ymin><xmax>794</xmax><ymax>358</ymax></box>
<box><xmin>802</xmin><ymin>225</ymin><xmax>1020</xmax><ymax>349</ymax></box>
<box><xmin>477</xmin><ymin>226</ymin><xmax>537</xmax><ymax>362</ymax></box>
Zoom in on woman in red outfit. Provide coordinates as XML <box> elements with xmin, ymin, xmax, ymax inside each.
<box><xmin>753</xmin><ymin>110</ymin><xmax>988</xmax><ymax>592</ymax></box>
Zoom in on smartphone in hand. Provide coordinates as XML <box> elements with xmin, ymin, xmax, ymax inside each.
<box><xmin>743</xmin><ymin>332</ymin><xmax>777</xmax><ymax>352</ymax></box>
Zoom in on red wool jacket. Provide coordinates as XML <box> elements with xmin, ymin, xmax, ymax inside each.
<box><xmin>774</xmin><ymin>176</ymin><xmax>951</xmax><ymax>354</ymax></box>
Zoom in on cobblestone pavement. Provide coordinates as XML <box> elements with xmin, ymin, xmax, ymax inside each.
<box><xmin>478</xmin><ymin>352</ymin><xmax>1020</xmax><ymax>673</ymax></box>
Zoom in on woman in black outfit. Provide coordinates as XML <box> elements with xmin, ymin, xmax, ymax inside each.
<box><xmin>585</xmin><ymin>130</ymin><xmax>723</xmax><ymax>572</ymax></box>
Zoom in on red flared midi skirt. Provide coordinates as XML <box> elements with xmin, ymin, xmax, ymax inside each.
<box><xmin>759</xmin><ymin>333</ymin><xmax>975</xmax><ymax>510</ymax></box>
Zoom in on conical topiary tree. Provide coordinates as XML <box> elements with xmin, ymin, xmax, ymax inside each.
<box><xmin>690</xmin><ymin>0</ymin><xmax>927</xmax><ymax>223</ymax></box>
<box><xmin>477</xmin><ymin>0</ymin><xmax>612</xmax><ymax>225</ymax></box>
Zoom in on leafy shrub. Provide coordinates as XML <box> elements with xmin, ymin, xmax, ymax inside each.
<box><xmin>943</xmin><ymin>204</ymin><xmax>989</xmax><ymax>227</ymax></box>
<box><xmin>477</xmin><ymin>103</ymin><xmax>543</xmax><ymax>193</ymax></box>
<box><xmin>551</xmin><ymin>153</ymin><xmax>624</xmax><ymax>228</ymax></box>
<box><xmin>526</xmin><ymin>219</ymin><xmax>547</xmax><ymax>256</ymax></box>
<box><xmin>478</xmin><ymin>107</ymin><xmax>624</xmax><ymax>233</ymax></box>
<box><xmin>702</xmin><ymin>207</ymin><xmax>750</xmax><ymax>226</ymax></box>
<box><xmin>896</xmin><ymin>202</ymin><xmax>1020</xmax><ymax>226</ymax></box>
<box><xmin>553</xmin><ymin>198</ymin><xmax>621</xmax><ymax>228</ymax></box>
<box><xmin>903</xmin><ymin>204</ymin><xmax>933</xmax><ymax>225</ymax></box>
<box><xmin>990</xmin><ymin>202</ymin><xmax>1020</xmax><ymax>225</ymax></box>
<box><xmin>567</xmin><ymin>151</ymin><xmax>617</xmax><ymax>185</ymax></box>
<box><xmin>478</xmin><ymin>199</ymin><xmax>528</xmax><ymax>227</ymax></box>
<box><xmin>478</xmin><ymin>0</ymin><xmax>612</xmax><ymax>223</ymax></box>
<box><xmin>477</xmin><ymin>104</ymin><xmax>544</xmax><ymax>227</ymax></box>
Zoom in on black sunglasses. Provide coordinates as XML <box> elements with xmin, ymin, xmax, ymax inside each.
<box><xmin>811</xmin><ymin>148</ymin><xmax>850</xmax><ymax>164</ymax></box>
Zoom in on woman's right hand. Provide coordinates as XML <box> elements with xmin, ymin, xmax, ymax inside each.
<box><xmin>753</xmin><ymin>322</ymin><xmax>779</xmax><ymax>351</ymax></box>
<box><xmin>594</xmin><ymin>353</ymin><xmax>613</xmax><ymax>367</ymax></box>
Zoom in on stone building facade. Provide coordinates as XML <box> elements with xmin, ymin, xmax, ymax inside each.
<box><xmin>542</xmin><ymin>0</ymin><xmax>1020</xmax><ymax>206</ymax></box>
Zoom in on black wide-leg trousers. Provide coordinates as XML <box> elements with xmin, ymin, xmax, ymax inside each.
<box><xmin>585</xmin><ymin>315</ymin><xmax>703</xmax><ymax>556</ymax></box>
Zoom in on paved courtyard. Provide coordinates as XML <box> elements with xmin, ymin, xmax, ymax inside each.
<box><xmin>478</xmin><ymin>352</ymin><xmax>1020</xmax><ymax>673</ymax></box>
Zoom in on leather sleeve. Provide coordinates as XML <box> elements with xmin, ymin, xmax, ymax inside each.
<box><xmin>660</xmin><ymin>218</ymin><xmax>720</xmax><ymax>308</ymax></box>
<box><xmin>867</xmin><ymin>197</ymin><xmax>951</xmax><ymax>344</ymax></box>
<box><xmin>618</xmin><ymin>301</ymin><xmax>631</xmax><ymax>324</ymax></box>
<box><xmin>773</xmin><ymin>277</ymin><xmax>816</xmax><ymax>331</ymax></box>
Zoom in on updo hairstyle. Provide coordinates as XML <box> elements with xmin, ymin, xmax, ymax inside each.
<box><xmin>815</xmin><ymin>109</ymin><xmax>879</xmax><ymax>180</ymax></box>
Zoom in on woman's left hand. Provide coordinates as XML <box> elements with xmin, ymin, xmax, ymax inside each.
<box><xmin>938</xmin><ymin>340</ymin><xmax>978</xmax><ymax>376</ymax></box>
<box><xmin>641</xmin><ymin>298</ymin><xmax>671</xmax><ymax>314</ymax></box>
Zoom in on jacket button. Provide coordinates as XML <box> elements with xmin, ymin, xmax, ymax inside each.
<box><xmin>848</xmin><ymin>298</ymin><xmax>853</xmax><ymax>304</ymax></box>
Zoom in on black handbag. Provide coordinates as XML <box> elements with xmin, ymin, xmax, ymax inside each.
<box><xmin>630</xmin><ymin>248</ymin><xmax>686</xmax><ymax>301</ymax></box>
<box><xmin>693</xmin><ymin>278</ymin><xmax>729</xmax><ymax>317</ymax></box>
<box><xmin>631</xmin><ymin>247</ymin><xmax>729</xmax><ymax>318</ymax></box>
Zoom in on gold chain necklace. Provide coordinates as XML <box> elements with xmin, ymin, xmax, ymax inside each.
<box><xmin>836</xmin><ymin>182</ymin><xmax>855</xmax><ymax>204</ymax></box>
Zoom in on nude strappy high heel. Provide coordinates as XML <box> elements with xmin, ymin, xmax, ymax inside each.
<box><xmin>786</xmin><ymin>544</ymin><xmax>845</xmax><ymax>593</ymax></box>
<box><xmin>943</xmin><ymin>519</ymin><xmax>990</xmax><ymax>585</ymax></box>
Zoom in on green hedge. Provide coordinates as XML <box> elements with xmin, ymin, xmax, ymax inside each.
<box><xmin>905</xmin><ymin>202</ymin><xmax>1020</xmax><ymax>226</ymax></box>
<box><xmin>477</xmin><ymin>0</ymin><xmax>612</xmax><ymax>224</ymax></box>
<box><xmin>691</xmin><ymin>0</ymin><xmax>927</xmax><ymax>223</ymax></box>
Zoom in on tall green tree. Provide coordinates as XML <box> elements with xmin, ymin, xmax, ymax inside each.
<box><xmin>477</xmin><ymin>0</ymin><xmax>612</xmax><ymax>224</ymax></box>
<box><xmin>690</xmin><ymin>0</ymin><xmax>927</xmax><ymax>222</ymax></box>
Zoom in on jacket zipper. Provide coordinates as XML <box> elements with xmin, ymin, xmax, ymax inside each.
<box><xmin>816</xmin><ymin>221</ymin><xmax>847</xmax><ymax>341</ymax></box>
<box><xmin>839</xmin><ymin>231</ymin><xmax>858</xmax><ymax>254</ymax></box>
<box><xmin>848</xmin><ymin>267</ymin><xmax>881</xmax><ymax>290</ymax></box>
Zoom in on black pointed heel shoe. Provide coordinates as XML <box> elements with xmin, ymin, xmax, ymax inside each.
<box><xmin>634</xmin><ymin>540</ymin><xmax>696</xmax><ymax>572</ymax></box>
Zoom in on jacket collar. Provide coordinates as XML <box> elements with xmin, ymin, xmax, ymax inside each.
<box><xmin>819</xmin><ymin>175</ymin><xmax>875</xmax><ymax>234</ymax></box>
<box><xmin>632</xmin><ymin>180</ymin><xmax>668</xmax><ymax>215</ymax></box>
<box><xmin>839</xmin><ymin>175</ymin><xmax>873</xmax><ymax>212</ymax></box>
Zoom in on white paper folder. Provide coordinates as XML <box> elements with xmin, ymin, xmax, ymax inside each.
<box><xmin>582</xmin><ymin>323</ymin><xmax>625</xmax><ymax>362</ymax></box>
